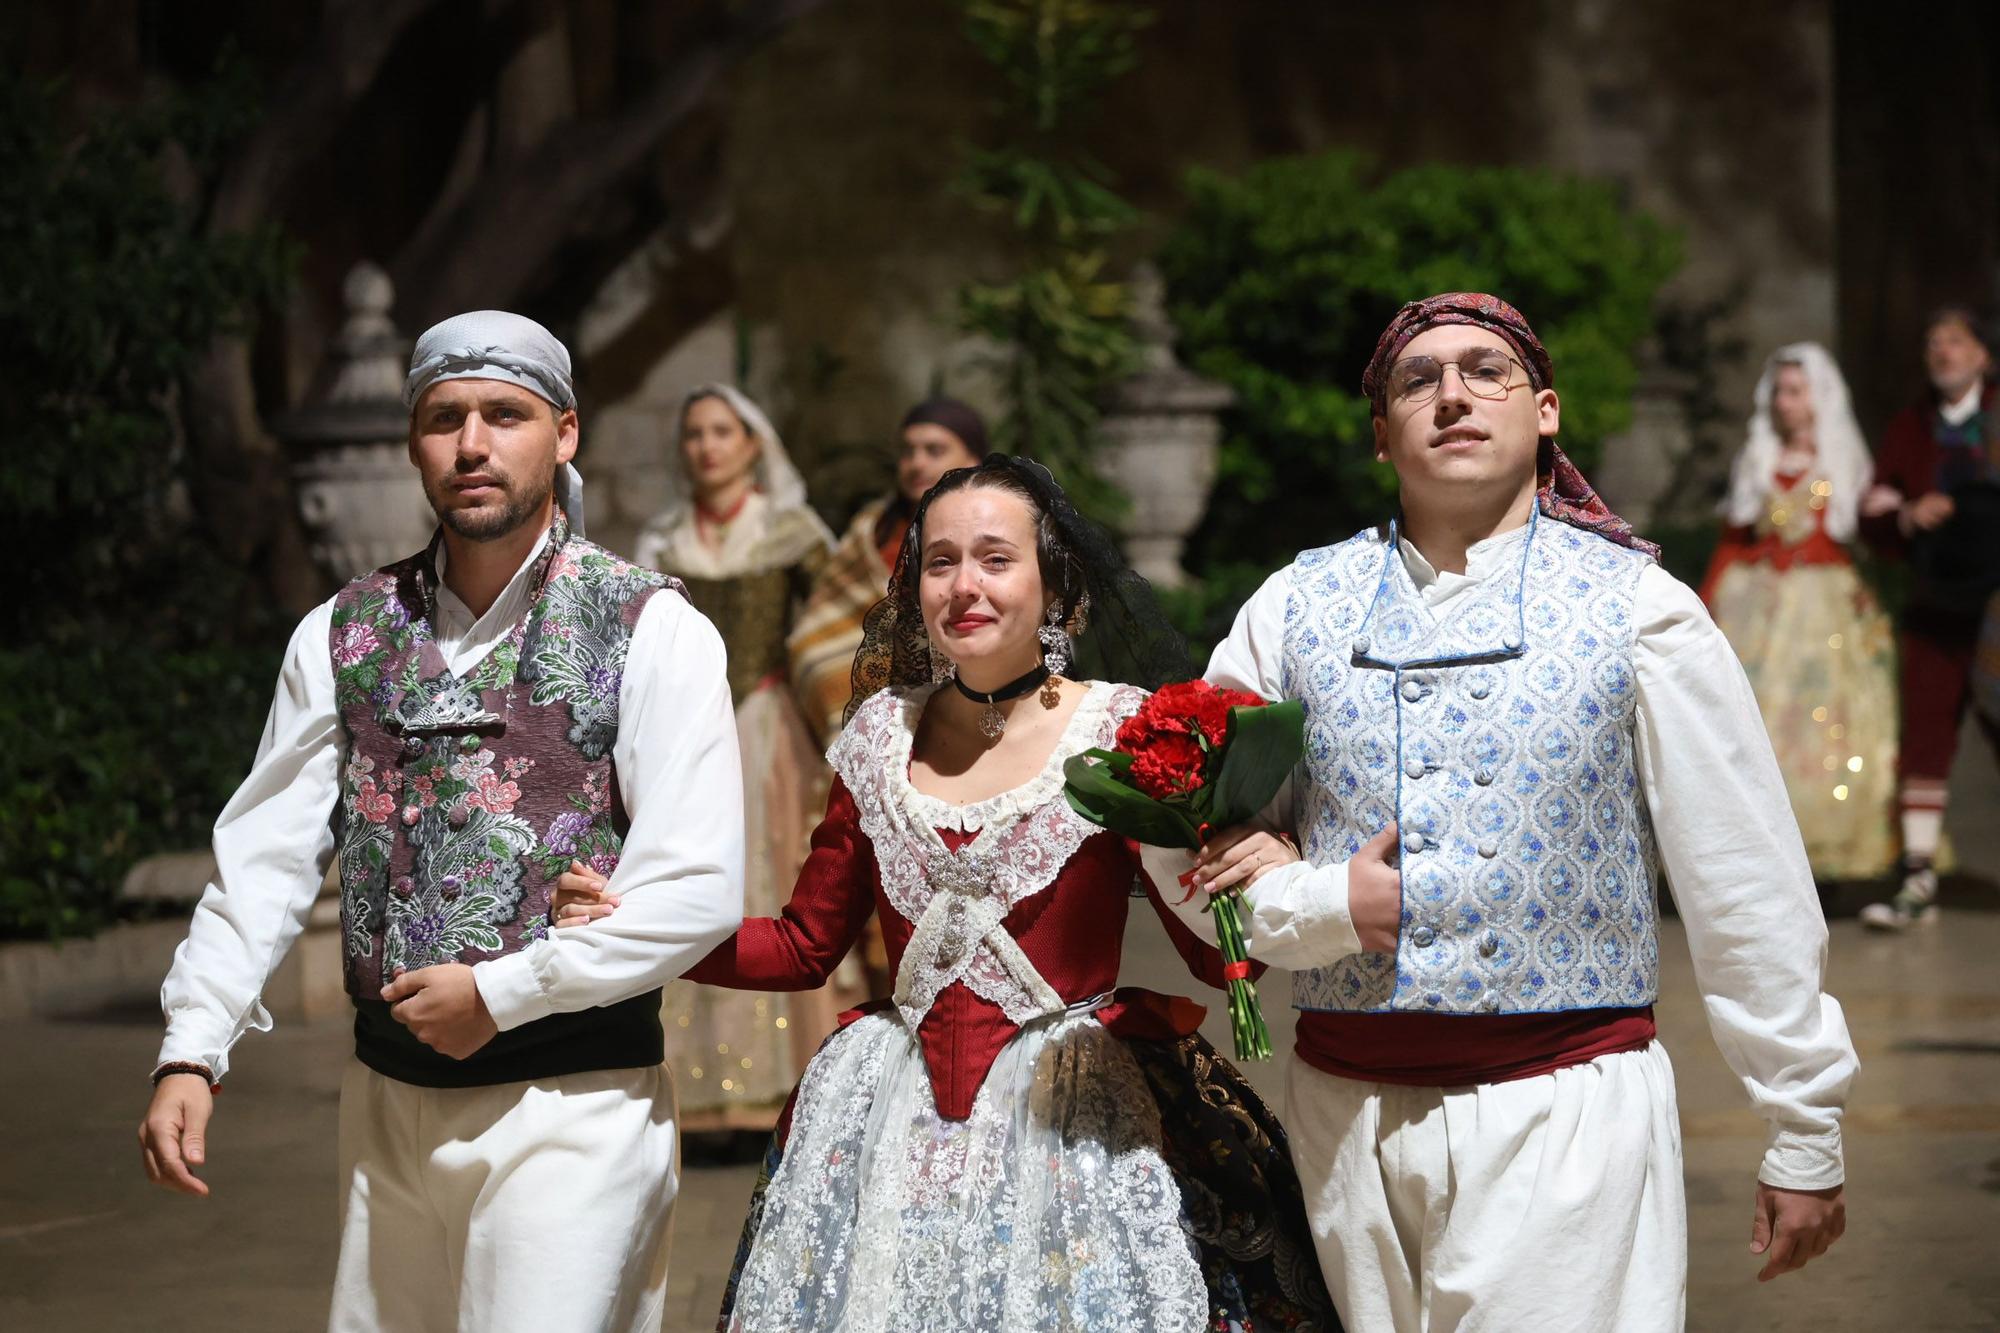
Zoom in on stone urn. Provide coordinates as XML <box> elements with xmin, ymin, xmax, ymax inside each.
<box><xmin>1095</xmin><ymin>263</ymin><xmax>1234</xmax><ymax>589</ymax></box>
<box><xmin>274</xmin><ymin>263</ymin><xmax>436</xmax><ymax>584</ymax></box>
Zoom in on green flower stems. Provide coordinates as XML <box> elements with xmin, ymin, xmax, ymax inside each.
<box><xmin>1204</xmin><ymin>888</ymin><xmax>1272</xmax><ymax>1062</ymax></box>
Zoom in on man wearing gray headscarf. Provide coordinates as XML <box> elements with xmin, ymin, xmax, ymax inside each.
<box><xmin>139</xmin><ymin>310</ymin><xmax>746</xmax><ymax>1330</ymax></box>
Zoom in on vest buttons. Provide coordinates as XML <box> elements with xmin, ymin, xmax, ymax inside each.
<box><xmin>1401</xmin><ymin>679</ymin><xmax>1423</xmax><ymax>703</ymax></box>
<box><xmin>447</xmin><ymin>804</ymin><xmax>470</xmax><ymax>829</ymax></box>
<box><xmin>400</xmin><ymin>805</ymin><xmax>420</xmax><ymax>826</ymax></box>
<box><xmin>1404</xmin><ymin>832</ymin><xmax>1425</xmax><ymax>853</ymax></box>
<box><xmin>1470</xmin><ymin>683</ymin><xmax>1491</xmax><ymax>700</ymax></box>
<box><xmin>401</xmin><ymin>735</ymin><xmax>425</xmax><ymax>758</ymax></box>
<box><xmin>1404</xmin><ymin>758</ymin><xmax>1425</xmax><ymax>780</ymax></box>
<box><xmin>439</xmin><ymin>874</ymin><xmax>462</xmax><ymax>901</ymax></box>
<box><xmin>1410</xmin><ymin>926</ymin><xmax>1436</xmax><ymax>947</ymax></box>
<box><xmin>1480</xmin><ymin>990</ymin><xmax>1503</xmax><ymax>1013</ymax></box>
<box><xmin>392</xmin><ymin>875</ymin><xmax>414</xmax><ymax>898</ymax></box>
<box><xmin>1351</xmin><ymin>637</ymin><xmax>1370</xmax><ymax>656</ymax></box>
<box><xmin>1474</xmin><ymin>768</ymin><xmax>1495</xmax><ymax>786</ymax></box>
<box><xmin>1478</xmin><ymin>840</ymin><xmax>1499</xmax><ymax>859</ymax></box>
<box><xmin>1503</xmin><ymin>636</ymin><xmax>1524</xmax><ymax>652</ymax></box>
<box><xmin>1479</xmin><ymin>932</ymin><xmax>1500</xmax><ymax>958</ymax></box>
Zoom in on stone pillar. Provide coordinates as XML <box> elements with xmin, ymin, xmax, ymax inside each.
<box><xmin>1096</xmin><ymin>264</ymin><xmax>1234</xmax><ymax>589</ymax></box>
<box><xmin>274</xmin><ymin>263</ymin><xmax>435</xmax><ymax>584</ymax></box>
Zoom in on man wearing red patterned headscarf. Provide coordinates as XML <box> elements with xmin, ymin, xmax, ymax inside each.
<box><xmin>1149</xmin><ymin>294</ymin><xmax>1856</xmax><ymax>1329</ymax></box>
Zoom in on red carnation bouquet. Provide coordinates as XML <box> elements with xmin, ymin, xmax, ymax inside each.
<box><xmin>1063</xmin><ymin>681</ymin><xmax>1305</xmax><ymax>1060</ymax></box>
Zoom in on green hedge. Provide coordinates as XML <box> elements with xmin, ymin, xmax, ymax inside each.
<box><xmin>1157</xmin><ymin>152</ymin><xmax>1681</xmax><ymax>652</ymax></box>
<box><xmin>0</xmin><ymin>644</ymin><xmax>281</xmax><ymax>939</ymax></box>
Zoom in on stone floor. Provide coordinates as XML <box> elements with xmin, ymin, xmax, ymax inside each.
<box><xmin>3</xmin><ymin>721</ymin><xmax>1997</xmax><ymax>1331</ymax></box>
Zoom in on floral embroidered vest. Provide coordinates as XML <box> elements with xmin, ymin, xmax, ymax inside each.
<box><xmin>329</xmin><ymin>515</ymin><xmax>682</xmax><ymax>1084</ymax></box>
<box><xmin>1280</xmin><ymin>512</ymin><xmax>1662</xmax><ymax>1016</ymax></box>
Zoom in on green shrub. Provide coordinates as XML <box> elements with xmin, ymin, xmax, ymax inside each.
<box><xmin>1157</xmin><ymin>152</ymin><xmax>1681</xmax><ymax>651</ymax></box>
<box><xmin>952</xmin><ymin>0</ymin><xmax>1153</xmax><ymax>519</ymax></box>
<box><xmin>0</xmin><ymin>644</ymin><xmax>281</xmax><ymax>939</ymax></box>
<box><xmin>0</xmin><ymin>64</ymin><xmax>293</xmax><ymax>937</ymax></box>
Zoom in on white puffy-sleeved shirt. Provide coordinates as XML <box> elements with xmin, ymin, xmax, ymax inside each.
<box><xmin>1145</xmin><ymin>522</ymin><xmax>1858</xmax><ymax>1190</ymax></box>
<box><xmin>156</xmin><ymin>531</ymin><xmax>746</xmax><ymax>1081</ymax></box>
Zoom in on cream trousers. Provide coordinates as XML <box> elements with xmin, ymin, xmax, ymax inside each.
<box><xmin>1286</xmin><ymin>1041</ymin><xmax>1687</xmax><ymax>1333</ymax></box>
<box><xmin>328</xmin><ymin>1060</ymin><xmax>678</xmax><ymax>1333</ymax></box>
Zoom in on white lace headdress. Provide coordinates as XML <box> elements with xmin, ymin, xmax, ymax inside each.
<box><xmin>1720</xmin><ymin>342</ymin><xmax>1873</xmax><ymax>543</ymax></box>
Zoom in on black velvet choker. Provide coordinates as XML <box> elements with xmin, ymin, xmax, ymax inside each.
<box><xmin>951</xmin><ymin>663</ymin><xmax>1051</xmax><ymax>739</ymax></box>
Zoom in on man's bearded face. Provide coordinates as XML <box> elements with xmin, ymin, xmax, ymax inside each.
<box><xmin>408</xmin><ymin>379</ymin><xmax>572</xmax><ymax>541</ymax></box>
<box><xmin>1925</xmin><ymin>317</ymin><xmax>1991</xmax><ymax>400</ymax></box>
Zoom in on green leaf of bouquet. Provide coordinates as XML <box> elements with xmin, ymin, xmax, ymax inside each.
<box><xmin>1206</xmin><ymin>699</ymin><xmax>1306</xmax><ymax>828</ymax></box>
<box><xmin>1062</xmin><ymin>753</ymin><xmax>1202</xmax><ymax>849</ymax></box>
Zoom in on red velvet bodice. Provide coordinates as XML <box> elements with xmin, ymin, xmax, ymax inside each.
<box><xmin>685</xmin><ymin>778</ymin><xmax>1230</xmax><ymax>1119</ymax></box>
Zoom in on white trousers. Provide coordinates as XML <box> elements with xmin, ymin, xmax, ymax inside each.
<box><xmin>1285</xmin><ymin>1041</ymin><xmax>1687</xmax><ymax>1333</ymax></box>
<box><xmin>329</xmin><ymin>1060</ymin><xmax>679</xmax><ymax>1333</ymax></box>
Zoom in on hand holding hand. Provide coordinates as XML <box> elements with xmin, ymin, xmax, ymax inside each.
<box><xmin>381</xmin><ymin>963</ymin><xmax>498</xmax><ymax>1059</ymax></box>
<box><xmin>1347</xmin><ymin>824</ymin><xmax>1402</xmax><ymax>954</ymax></box>
<box><xmin>1187</xmin><ymin>825</ymin><xmax>1301</xmax><ymax>899</ymax></box>
<box><xmin>1750</xmin><ymin>1182</ymin><xmax>1845</xmax><ymax>1281</ymax></box>
<box><xmin>1900</xmin><ymin>491</ymin><xmax>1956</xmax><ymax>534</ymax></box>
<box><xmin>551</xmin><ymin>860</ymin><xmax>618</xmax><ymax>928</ymax></box>
<box><xmin>138</xmin><ymin>1073</ymin><xmax>214</xmax><ymax>1197</ymax></box>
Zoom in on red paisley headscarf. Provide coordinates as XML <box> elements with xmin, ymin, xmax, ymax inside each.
<box><xmin>1362</xmin><ymin>292</ymin><xmax>1660</xmax><ymax>561</ymax></box>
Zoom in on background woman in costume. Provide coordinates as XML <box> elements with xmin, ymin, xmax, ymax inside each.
<box><xmin>786</xmin><ymin>397</ymin><xmax>989</xmax><ymax>747</ymax></box>
<box><xmin>565</xmin><ymin>456</ymin><xmax>1333</xmax><ymax>1332</ymax></box>
<box><xmin>1699</xmin><ymin>343</ymin><xmax>1897</xmax><ymax>880</ymax></box>
<box><xmin>633</xmin><ymin>383</ymin><xmax>846</xmax><ymax>1134</ymax></box>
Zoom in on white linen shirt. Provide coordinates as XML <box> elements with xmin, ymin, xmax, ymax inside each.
<box><xmin>156</xmin><ymin>532</ymin><xmax>746</xmax><ymax>1082</ymax></box>
<box><xmin>1145</xmin><ymin>521</ymin><xmax>1858</xmax><ymax>1190</ymax></box>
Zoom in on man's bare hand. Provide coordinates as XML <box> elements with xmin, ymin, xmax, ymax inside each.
<box><xmin>139</xmin><ymin>1074</ymin><xmax>214</xmax><ymax>1197</ymax></box>
<box><xmin>551</xmin><ymin>859</ymin><xmax>618</xmax><ymax>928</ymax></box>
<box><xmin>1750</xmin><ymin>1182</ymin><xmax>1845</xmax><ymax>1281</ymax></box>
<box><xmin>1900</xmin><ymin>491</ymin><xmax>1956</xmax><ymax>534</ymax></box>
<box><xmin>381</xmin><ymin>963</ymin><xmax>499</xmax><ymax>1059</ymax></box>
<box><xmin>1189</xmin><ymin>826</ymin><xmax>1300</xmax><ymax>898</ymax></box>
<box><xmin>1348</xmin><ymin>824</ymin><xmax>1402</xmax><ymax>954</ymax></box>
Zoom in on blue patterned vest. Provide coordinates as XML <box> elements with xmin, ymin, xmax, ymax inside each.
<box><xmin>1282</xmin><ymin>510</ymin><xmax>1661</xmax><ymax>1015</ymax></box>
<box><xmin>328</xmin><ymin>513</ymin><xmax>684</xmax><ymax>1085</ymax></box>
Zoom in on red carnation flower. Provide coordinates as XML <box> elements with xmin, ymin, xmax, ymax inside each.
<box><xmin>1129</xmin><ymin>731</ymin><xmax>1207</xmax><ymax>799</ymax></box>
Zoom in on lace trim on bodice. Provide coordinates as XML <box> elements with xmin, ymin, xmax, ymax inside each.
<box><xmin>830</xmin><ymin>681</ymin><xmax>1147</xmax><ymax>1030</ymax></box>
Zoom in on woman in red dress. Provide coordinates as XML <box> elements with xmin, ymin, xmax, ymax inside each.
<box><xmin>558</xmin><ymin>456</ymin><xmax>1335</xmax><ymax>1332</ymax></box>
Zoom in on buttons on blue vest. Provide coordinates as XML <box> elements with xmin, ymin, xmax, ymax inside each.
<box><xmin>1401</xmin><ymin>679</ymin><xmax>1423</xmax><ymax>702</ymax></box>
<box><xmin>1479</xmin><ymin>990</ymin><xmax>1503</xmax><ymax>1013</ymax></box>
<box><xmin>1404</xmin><ymin>758</ymin><xmax>1425</xmax><ymax>780</ymax></box>
<box><xmin>1404</xmin><ymin>832</ymin><xmax>1425</xmax><ymax>853</ymax></box>
<box><xmin>1474</xmin><ymin>768</ymin><xmax>1495</xmax><ymax>786</ymax></box>
<box><xmin>1410</xmin><ymin>926</ymin><xmax>1436</xmax><ymax>947</ymax></box>
<box><xmin>1351</xmin><ymin>637</ymin><xmax>1370</xmax><ymax>656</ymax></box>
<box><xmin>1478</xmin><ymin>840</ymin><xmax>1499</xmax><ymax>859</ymax></box>
<box><xmin>1470</xmin><ymin>683</ymin><xmax>1492</xmax><ymax>700</ymax></box>
<box><xmin>1479</xmin><ymin>932</ymin><xmax>1500</xmax><ymax>958</ymax></box>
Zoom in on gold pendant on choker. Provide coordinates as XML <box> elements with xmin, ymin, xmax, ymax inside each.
<box><xmin>978</xmin><ymin>702</ymin><xmax>1007</xmax><ymax>740</ymax></box>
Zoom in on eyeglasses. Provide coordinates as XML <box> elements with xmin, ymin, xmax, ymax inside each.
<box><xmin>1386</xmin><ymin>348</ymin><xmax>1529</xmax><ymax>404</ymax></box>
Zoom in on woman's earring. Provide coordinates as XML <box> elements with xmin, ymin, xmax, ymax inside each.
<box><xmin>929</xmin><ymin>642</ymin><xmax>957</xmax><ymax>685</ymax></box>
<box><xmin>1039</xmin><ymin>604</ymin><xmax>1069</xmax><ymax>707</ymax></box>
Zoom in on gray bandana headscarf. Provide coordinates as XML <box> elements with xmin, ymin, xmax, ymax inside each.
<box><xmin>405</xmin><ymin>310</ymin><xmax>587</xmax><ymax>536</ymax></box>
